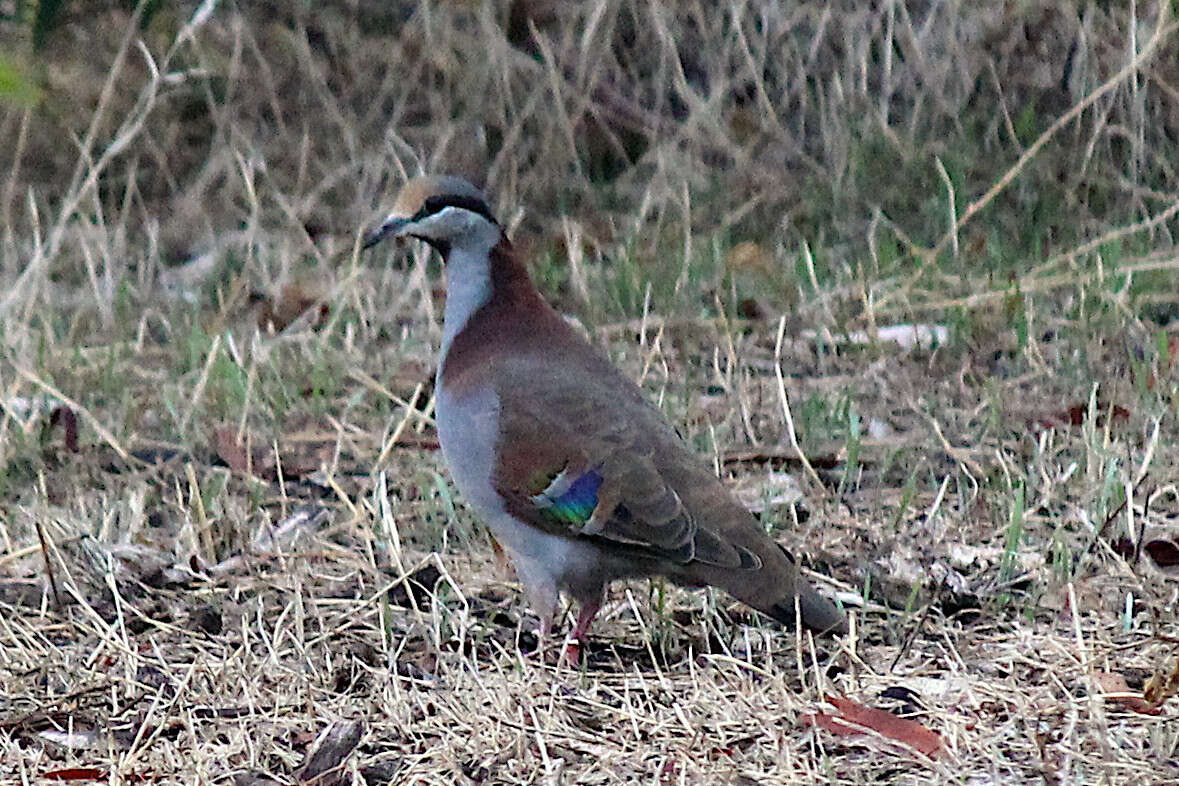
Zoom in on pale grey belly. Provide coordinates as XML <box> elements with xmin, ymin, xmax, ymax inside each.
<box><xmin>434</xmin><ymin>380</ymin><xmax>619</xmax><ymax>597</ymax></box>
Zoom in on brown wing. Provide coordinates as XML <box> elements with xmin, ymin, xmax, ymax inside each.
<box><xmin>489</xmin><ymin>356</ymin><xmax>759</xmax><ymax>571</ymax></box>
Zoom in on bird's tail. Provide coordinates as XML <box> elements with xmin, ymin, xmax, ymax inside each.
<box><xmin>762</xmin><ymin>579</ymin><xmax>848</xmax><ymax>635</ymax></box>
<box><xmin>707</xmin><ymin>543</ymin><xmax>848</xmax><ymax>635</ymax></box>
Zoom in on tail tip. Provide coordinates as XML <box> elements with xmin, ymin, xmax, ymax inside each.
<box><xmin>770</xmin><ymin>590</ymin><xmax>848</xmax><ymax>636</ymax></box>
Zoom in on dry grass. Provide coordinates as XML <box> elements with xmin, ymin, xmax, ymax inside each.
<box><xmin>2</xmin><ymin>1</ymin><xmax>1179</xmax><ymax>783</ymax></box>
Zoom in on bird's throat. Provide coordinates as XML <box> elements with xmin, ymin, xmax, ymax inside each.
<box><xmin>439</xmin><ymin>245</ymin><xmax>495</xmax><ymax>362</ymax></box>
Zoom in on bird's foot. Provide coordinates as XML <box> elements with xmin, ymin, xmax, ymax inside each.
<box><xmin>557</xmin><ymin>598</ymin><xmax>601</xmax><ymax>667</ymax></box>
<box><xmin>559</xmin><ymin>637</ymin><xmax>584</xmax><ymax>667</ymax></box>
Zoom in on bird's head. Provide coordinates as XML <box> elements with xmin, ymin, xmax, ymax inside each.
<box><xmin>363</xmin><ymin>175</ymin><xmax>500</xmax><ymax>258</ymax></box>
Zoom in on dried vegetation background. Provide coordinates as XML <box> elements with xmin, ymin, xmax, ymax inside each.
<box><xmin>2</xmin><ymin>1</ymin><xmax>1179</xmax><ymax>783</ymax></box>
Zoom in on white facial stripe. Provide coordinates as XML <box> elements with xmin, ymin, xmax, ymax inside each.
<box><xmin>405</xmin><ymin>205</ymin><xmax>483</xmax><ymax>240</ymax></box>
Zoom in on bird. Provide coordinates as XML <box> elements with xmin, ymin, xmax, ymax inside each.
<box><xmin>363</xmin><ymin>174</ymin><xmax>847</xmax><ymax>657</ymax></box>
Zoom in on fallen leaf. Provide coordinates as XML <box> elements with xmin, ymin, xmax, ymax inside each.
<box><xmin>1094</xmin><ymin>671</ymin><xmax>1161</xmax><ymax>715</ymax></box>
<box><xmin>1144</xmin><ymin>659</ymin><xmax>1179</xmax><ymax>708</ymax></box>
<box><xmin>803</xmin><ymin>695</ymin><xmax>944</xmax><ymax>757</ymax></box>
<box><xmin>1144</xmin><ymin>539</ymin><xmax>1179</xmax><ymax>568</ymax></box>
<box><xmin>212</xmin><ymin>420</ymin><xmax>333</xmax><ymax>480</ymax></box>
<box><xmin>43</xmin><ymin>768</ymin><xmax>105</xmax><ymax>781</ymax></box>
<box><xmin>296</xmin><ymin>719</ymin><xmax>365</xmax><ymax>784</ymax></box>
<box><xmin>251</xmin><ymin>281</ymin><xmax>331</xmax><ymax>334</ymax></box>
<box><xmin>212</xmin><ymin>425</ymin><xmax>268</xmax><ymax>476</ymax></box>
<box><xmin>48</xmin><ymin>406</ymin><xmax>80</xmax><ymax>451</ymax></box>
<box><xmin>1031</xmin><ymin>401</ymin><xmax>1130</xmax><ymax>432</ymax></box>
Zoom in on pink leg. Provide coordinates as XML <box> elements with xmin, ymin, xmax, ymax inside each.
<box><xmin>561</xmin><ymin>597</ymin><xmax>602</xmax><ymax>666</ymax></box>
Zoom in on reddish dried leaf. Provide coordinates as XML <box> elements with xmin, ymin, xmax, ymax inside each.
<box><xmin>1144</xmin><ymin>659</ymin><xmax>1179</xmax><ymax>707</ymax></box>
<box><xmin>212</xmin><ymin>426</ymin><xmax>276</xmax><ymax>478</ymax></box>
<box><xmin>253</xmin><ymin>281</ymin><xmax>331</xmax><ymax>334</ymax></box>
<box><xmin>805</xmin><ymin>710</ymin><xmax>862</xmax><ymax>736</ymax></box>
<box><xmin>48</xmin><ymin>406</ymin><xmax>80</xmax><ymax>452</ymax></box>
<box><xmin>1095</xmin><ymin>671</ymin><xmax>1162</xmax><ymax>715</ymax></box>
<box><xmin>804</xmin><ymin>696</ymin><xmax>944</xmax><ymax>758</ymax></box>
<box><xmin>43</xmin><ymin>768</ymin><xmax>105</xmax><ymax>781</ymax></box>
<box><xmin>213</xmin><ymin>426</ymin><xmax>252</xmax><ymax>474</ymax></box>
<box><xmin>1032</xmin><ymin>401</ymin><xmax>1131</xmax><ymax>432</ymax></box>
<box><xmin>1144</xmin><ymin>539</ymin><xmax>1179</xmax><ymax>568</ymax></box>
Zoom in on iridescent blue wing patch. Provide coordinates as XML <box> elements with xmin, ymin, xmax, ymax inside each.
<box><xmin>531</xmin><ymin>467</ymin><xmax>604</xmax><ymax>526</ymax></box>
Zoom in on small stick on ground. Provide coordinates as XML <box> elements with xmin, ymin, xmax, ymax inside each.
<box><xmin>34</xmin><ymin>519</ymin><xmax>63</xmax><ymax>608</ymax></box>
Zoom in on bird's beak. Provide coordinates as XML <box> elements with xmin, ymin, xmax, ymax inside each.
<box><xmin>362</xmin><ymin>214</ymin><xmax>409</xmax><ymax>249</ymax></box>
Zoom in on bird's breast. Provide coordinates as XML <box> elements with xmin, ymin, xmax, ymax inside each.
<box><xmin>435</xmin><ymin>381</ymin><xmax>504</xmax><ymax>516</ymax></box>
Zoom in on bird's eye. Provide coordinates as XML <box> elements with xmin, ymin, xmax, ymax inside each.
<box><xmin>413</xmin><ymin>194</ymin><xmax>497</xmax><ymax>224</ymax></box>
<box><xmin>422</xmin><ymin>196</ymin><xmax>450</xmax><ymax>216</ymax></box>
<box><xmin>410</xmin><ymin>198</ymin><xmax>444</xmax><ymax>222</ymax></box>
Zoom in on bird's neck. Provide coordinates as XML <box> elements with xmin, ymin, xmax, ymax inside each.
<box><xmin>440</xmin><ymin>244</ymin><xmax>493</xmax><ymax>358</ymax></box>
<box><xmin>440</xmin><ymin>235</ymin><xmax>541</xmax><ymax>363</ymax></box>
